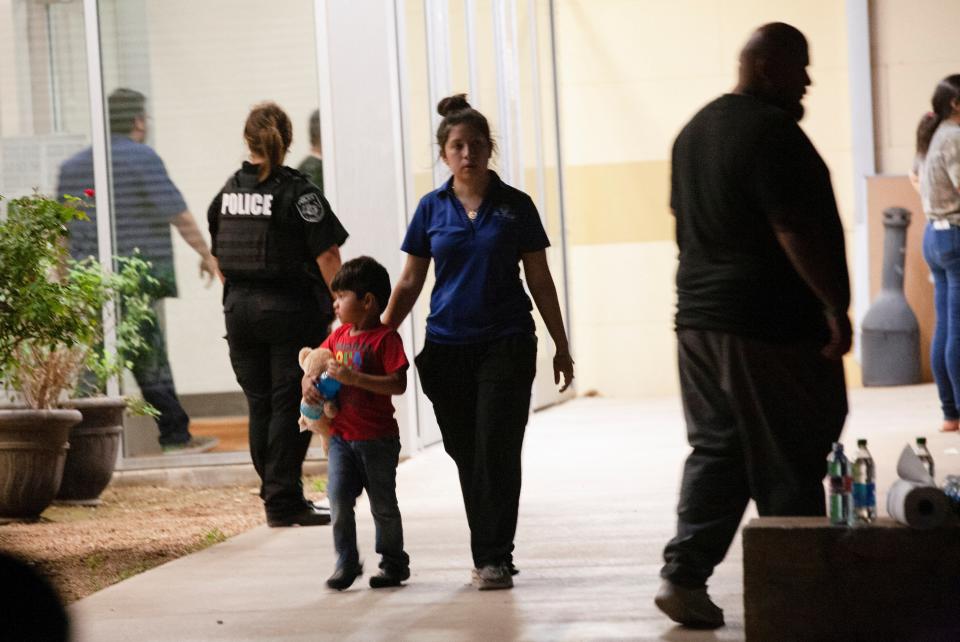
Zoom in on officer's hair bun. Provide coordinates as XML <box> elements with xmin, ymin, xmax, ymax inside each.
<box><xmin>437</xmin><ymin>94</ymin><xmax>471</xmax><ymax>117</ymax></box>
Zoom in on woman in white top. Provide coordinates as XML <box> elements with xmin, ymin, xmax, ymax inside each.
<box><xmin>918</xmin><ymin>74</ymin><xmax>960</xmax><ymax>433</ymax></box>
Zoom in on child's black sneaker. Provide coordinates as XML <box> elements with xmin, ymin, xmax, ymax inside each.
<box><xmin>326</xmin><ymin>563</ymin><xmax>363</xmax><ymax>591</ymax></box>
<box><xmin>369</xmin><ymin>566</ymin><xmax>410</xmax><ymax>588</ymax></box>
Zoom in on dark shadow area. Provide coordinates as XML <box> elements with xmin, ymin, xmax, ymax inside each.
<box><xmin>0</xmin><ymin>550</ymin><xmax>70</xmax><ymax>641</ymax></box>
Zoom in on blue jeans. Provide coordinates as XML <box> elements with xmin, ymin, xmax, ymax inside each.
<box><xmin>923</xmin><ymin>222</ymin><xmax>960</xmax><ymax>420</ymax></box>
<box><xmin>326</xmin><ymin>435</ymin><xmax>409</xmax><ymax>574</ymax></box>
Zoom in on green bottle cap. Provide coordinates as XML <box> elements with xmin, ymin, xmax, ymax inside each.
<box><xmin>917</xmin><ymin>437</ymin><xmax>927</xmax><ymax>445</ymax></box>
<box><xmin>857</xmin><ymin>439</ymin><xmax>867</xmax><ymax>447</ymax></box>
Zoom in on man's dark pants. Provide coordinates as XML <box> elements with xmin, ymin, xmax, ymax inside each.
<box><xmin>224</xmin><ymin>285</ymin><xmax>326</xmax><ymax>519</ymax></box>
<box><xmin>415</xmin><ymin>333</ymin><xmax>537</xmax><ymax>569</ymax></box>
<box><xmin>130</xmin><ymin>299</ymin><xmax>192</xmax><ymax>447</ymax></box>
<box><xmin>661</xmin><ymin>328</ymin><xmax>847</xmax><ymax>589</ymax></box>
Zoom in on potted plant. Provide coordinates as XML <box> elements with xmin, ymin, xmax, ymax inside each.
<box><xmin>0</xmin><ymin>193</ymin><xmax>157</xmax><ymax>518</ymax></box>
<box><xmin>56</xmin><ymin>254</ymin><xmax>159</xmax><ymax>505</ymax></box>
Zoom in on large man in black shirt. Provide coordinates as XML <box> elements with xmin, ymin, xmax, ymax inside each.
<box><xmin>655</xmin><ymin>23</ymin><xmax>851</xmax><ymax>629</ymax></box>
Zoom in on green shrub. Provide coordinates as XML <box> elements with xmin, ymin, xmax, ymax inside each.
<box><xmin>0</xmin><ymin>193</ymin><xmax>159</xmax><ymax>410</ymax></box>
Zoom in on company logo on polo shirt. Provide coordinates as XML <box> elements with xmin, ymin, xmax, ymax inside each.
<box><xmin>492</xmin><ymin>206</ymin><xmax>517</xmax><ymax>221</ymax></box>
<box><xmin>297</xmin><ymin>193</ymin><xmax>326</xmax><ymax>223</ymax></box>
<box><xmin>221</xmin><ymin>192</ymin><xmax>273</xmax><ymax>216</ymax></box>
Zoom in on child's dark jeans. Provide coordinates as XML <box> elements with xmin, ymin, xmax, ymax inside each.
<box><xmin>326</xmin><ymin>434</ymin><xmax>409</xmax><ymax>575</ymax></box>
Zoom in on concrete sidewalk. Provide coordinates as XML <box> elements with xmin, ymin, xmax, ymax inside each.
<box><xmin>70</xmin><ymin>385</ymin><xmax>960</xmax><ymax>641</ymax></box>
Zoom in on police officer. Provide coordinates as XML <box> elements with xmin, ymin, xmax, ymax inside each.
<box><xmin>208</xmin><ymin>102</ymin><xmax>348</xmax><ymax>527</ymax></box>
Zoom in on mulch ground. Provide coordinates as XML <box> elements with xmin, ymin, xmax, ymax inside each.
<box><xmin>0</xmin><ymin>479</ymin><xmax>326</xmax><ymax>603</ymax></box>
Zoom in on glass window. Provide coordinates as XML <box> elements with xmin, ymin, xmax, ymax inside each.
<box><xmin>85</xmin><ymin>0</ymin><xmax>324</xmax><ymax>459</ymax></box>
<box><xmin>0</xmin><ymin>0</ymin><xmax>89</xmax><ymax>208</ymax></box>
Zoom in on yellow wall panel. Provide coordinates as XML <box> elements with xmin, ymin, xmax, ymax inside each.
<box><xmin>568</xmin><ymin>241</ymin><xmax>679</xmax><ymax>397</ymax></box>
<box><xmin>871</xmin><ymin>0</ymin><xmax>960</xmax><ymax>174</ymax></box>
<box><xmin>556</xmin><ymin>0</ymin><xmax>727</xmax><ymax>86</ymax></box>
<box><xmin>565</xmin><ymin>161</ymin><xmax>672</xmax><ymax>245</ymax></box>
<box><xmin>555</xmin><ymin>0</ymin><xmax>854</xmax><ymax>396</ymax></box>
<box><xmin>872</xmin><ymin>0</ymin><xmax>960</xmax><ymax>66</ymax></box>
<box><xmin>556</xmin><ymin>0</ymin><xmax>851</xmax><ymax>163</ymax></box>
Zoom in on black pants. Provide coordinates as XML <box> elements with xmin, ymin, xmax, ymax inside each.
<box><xmin>661</xmin><ymin>328</ymin><xmax>847</xmax><ymax>588</ymax></box>
<box><xmin>416</xmin><ymin>333</ymin><xmax>537</xmax><ymax>568</ymax></box>
<box><xmin>129</xmin><ymin>299</ymin><xmax>191</xmax><ymax>447</ymax></box>
<box><xmin>224</xmin><ymin>284</ymin><xmax>327</xmax><ymax>518</ymax></box>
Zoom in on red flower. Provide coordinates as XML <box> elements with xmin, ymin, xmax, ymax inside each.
<box><xmin>83</xmin><ymin>188</ymin><xmax>95</xmax><ymax>198</ymax></box>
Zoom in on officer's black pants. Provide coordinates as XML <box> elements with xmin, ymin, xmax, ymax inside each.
<box><xmin>224</xmin><ymin>285</ymin><xmax>326</xmax><ymax>518</ymax></box>
<box><xmin>415</xmin><ymin>333</ymin><xmax>537</xmax><ymax>569</ymax></box>
<box><xmin>661</xmin><ymin>328</ymin><xmax>847</xmax><ymax>588</ymax></box>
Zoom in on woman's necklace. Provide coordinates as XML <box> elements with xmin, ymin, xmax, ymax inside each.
<box><xmin>455</xmin><ymin>179</ymin><xmax>486</xmax><ymax>222</ymax></box>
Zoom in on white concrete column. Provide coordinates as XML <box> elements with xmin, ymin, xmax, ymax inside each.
<box><xmin>314</xmin><ymin>0</ymin><xmax>420</xmax><ymax>454</ymax></box>
<box><xmin>846</xmin><ymin>0</ymin><xmax>877</xmax><ymax>356</ymax></box>
<box><xmin>83</xmin><ymin>0</ymin><xmax>119</xmax><ymax>398</ymax></box>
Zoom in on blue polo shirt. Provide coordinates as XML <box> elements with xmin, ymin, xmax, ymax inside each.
<box><xmin>57</xmin><ymin>136</ymin><xmax>187</xmax><ymax>298</ymax></box>
<box><xmin>401</xmin><ymin>171</ymin><xmax>550</xmax><ymax>344</ymax></box>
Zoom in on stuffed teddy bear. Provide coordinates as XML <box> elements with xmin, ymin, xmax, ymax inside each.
<box><xmin>298</xmin><ymin>346</ymin><xmax>340</xmax><ymax>453</ymax></box>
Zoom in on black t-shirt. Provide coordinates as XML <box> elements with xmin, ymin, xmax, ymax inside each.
<box><xmin>671</xmin><ymin>93</ymin><xmax>848</xmax><ymax>343</ymax></box>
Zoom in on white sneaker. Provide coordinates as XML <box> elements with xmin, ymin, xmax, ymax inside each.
<box><xmin>471</xmin><ymin>564</ymin><xmax>513</xmax><ymax>591</ymax></box>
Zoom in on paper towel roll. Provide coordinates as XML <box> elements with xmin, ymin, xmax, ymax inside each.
<box><xmin>886</xmin><ymin>479</ymin><xmax>950</xmax><ymax>529</ymax></box>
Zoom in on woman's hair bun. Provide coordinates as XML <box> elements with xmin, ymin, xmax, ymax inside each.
<box><xmin>437</xmin><ymin>94</ymin><xmax>471</xmax><ymax>117</ymax></box>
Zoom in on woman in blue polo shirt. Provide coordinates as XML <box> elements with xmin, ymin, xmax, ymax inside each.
<box><xmin>383</xmin><ymin>94</ymin><xmax>574</xmax><ymax>591</ymax></box>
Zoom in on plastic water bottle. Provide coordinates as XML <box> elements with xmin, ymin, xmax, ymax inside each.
<box><xmin>915</xmin><ymin>437</ymin><xmax>935</xmax><ymax>480</ymax></box>
<box><xmin>852</xmin><ymin>438</ymin><xmax>876</xmax><ymax>524</ymax></box>
<box><xmin>944</xmin><ymin>475</ymin><xmax>960</xmax><ymax>517</ymax></box>
<box><xmin>827</xmin><ymin>442</ymin><xmax>853</xmax><ymax>525</ymax></box>
<box><xmin>315</xmin><ymin>372</ymin><xmax>341</xmax><ymax>399</ymax></box>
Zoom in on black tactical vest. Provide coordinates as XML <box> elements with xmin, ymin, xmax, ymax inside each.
<box><xmin>214</xmin><ymin>169</ymin><xmax>307</xmax><ymax>281</ymax></box>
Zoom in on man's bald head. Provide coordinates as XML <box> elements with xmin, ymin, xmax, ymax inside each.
<box><xmin>735</xmin><ymin>23</ymin><xmax>811</xmax><ymax>121</ymax></box>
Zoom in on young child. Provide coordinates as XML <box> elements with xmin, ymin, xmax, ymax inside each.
<box><xmin>302</xmin><ymin>256</ymin><xmax>410</xmax><ymax>591</ymax></box>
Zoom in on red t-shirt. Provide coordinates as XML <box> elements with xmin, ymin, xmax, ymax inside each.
<box><xmin>320</xmin><ymin>323</ymin><xmax>409</xmax><ymax>441</ymax></box>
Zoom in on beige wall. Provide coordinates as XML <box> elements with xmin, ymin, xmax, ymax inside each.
<box><xmin>872</xmin><ymin>0</ymin><xmax>960</xmax><ymax>175</ymax></box>
<box><xmin>556</xmin><ymin>0</ymin><xmax>855</xmax><ymax>397</ymax></box>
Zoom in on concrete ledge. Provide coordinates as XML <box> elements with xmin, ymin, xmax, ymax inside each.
<box><xmin>743</xmin><ymin>516</ymin><xmax>960</xmax><ymax>641</ymax></box>
<box><xmin>110</xmin><ymin>461</ymin><xmax>328</xmax><ymax>488</ymax></box>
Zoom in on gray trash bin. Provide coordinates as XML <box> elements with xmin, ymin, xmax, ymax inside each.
<box><xmin>861</xmin><ymin>207</ymin><xmax>921</xmax><ymax>386</ymax></box>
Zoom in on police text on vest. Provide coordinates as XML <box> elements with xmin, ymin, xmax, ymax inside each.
<box><xmin>221</xmin><ymin>193</ymin><xmax>273</xmax><ymax>216</ymax></box>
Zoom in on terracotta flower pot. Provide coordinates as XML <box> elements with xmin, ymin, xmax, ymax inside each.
<box><xmin>57</xmin><ymin>397</ymin><xmax>125</xmax><ymax>505</ymax></box>
<box><xmin>0</xmin><ymin>408</ymin><xmax>79</xmax><ymax>523</ymax></box>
